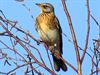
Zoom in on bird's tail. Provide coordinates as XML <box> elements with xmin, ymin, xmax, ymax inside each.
<box><xmin>52</xmin><ymin>54</ymin><xmax>67</xmax><ymax>71</ymax></box>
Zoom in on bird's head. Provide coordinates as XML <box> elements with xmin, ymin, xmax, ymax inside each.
<box><xmin>36</xmin><ymin>3</ymin><xmax>54</xmax><ymax>13</ymax></box>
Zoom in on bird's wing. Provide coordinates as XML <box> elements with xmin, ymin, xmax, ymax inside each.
<box><xmin>35</xmin><ymin>18</ymin><xmax>39</xmax><ymax>32</ymax></box>
<box><xmin>54</xmin><ymin>16</ymin><xmax>63</xmax><ymax>54</ymax></box>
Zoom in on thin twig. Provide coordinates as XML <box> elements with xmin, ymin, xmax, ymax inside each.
<box><xmin>90</xmin><ymin>14</ymin><xmax>100</xmax><ymax>38</ymax></box>
<box><xmin>81</xmin><ymin>0</ymin><xmax>90</xmax><ymax>63</ymax></box>
<box><xmin>45</xmin><ymin>45</ymin><xmax>54</xmax><ymax>71</ymax></box>
<box><xmin>90</xmin><ymin>68</ymin><xmax>100</xmax><ymax>75</ymax></box>
<box><xmin>0</xmin><ymin>40</ymin><xmax>27</xmax><ymax>62</ymax></box>
<box><xmin>0</xmin><ymin>21</ymin><xmax>56</xmax><ymax>75</ymax></box>
<box><xmin>19</xmin><ymin>39</ymin><xmax>46</xmax><ymax>66</ymax></box>
<box><xmin>27</xmin><ymin>55</ymin><xmax>34</xmax><ymax>75</ymax></box>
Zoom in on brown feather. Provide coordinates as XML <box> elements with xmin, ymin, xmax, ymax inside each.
<box><xmin>35</xmin><ymin>3</ymin><xmax>67</xmax><ymax>71</ymax></box>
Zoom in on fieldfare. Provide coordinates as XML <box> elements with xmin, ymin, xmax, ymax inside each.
<box><xmin>35</xmin><ymin>3</ymin><xmax>67</xmax><ymax>71</ymax></box>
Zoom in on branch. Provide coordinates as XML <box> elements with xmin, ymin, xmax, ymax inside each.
<box><xmin>0</xmin><ymin>21</ymin><xmax>56</xmax><ymax>75</ymax></box>
<box><xmin>49</xmin><ymin>47</ymin><xmax>78</xmax><ymax>73</ymax></box>
<box><xmin>90</xmin><ymin>68</ymin><xmax>100</xmax><ymax>75</ymax></box>
<box><xmin>61</xmin><ymin>0</ymin><xmax>81</xmax><ymax>75</ymax></box>
<box><xmin>90</xmin><ymin>14</ymin><xmax>100</xmax><ymax>38</ymax></box>
<box><xmin>81</xmin><ymin>0</ymin><xmax>90</xmax><ymax>63</ymax></box>
<box><xmin>7</xmin><ymin>62</ymin><xmax>42</xmax><ymax>75</ymax></box>
<box><xmin>20</xmin><ymin>39</ymin><xmax>46</xmax><ymax>66</ymax></box>
<box><xmin>0</xmin><ymin>40</ymin><xmax>26</xmax><ymax>62</ymax></box>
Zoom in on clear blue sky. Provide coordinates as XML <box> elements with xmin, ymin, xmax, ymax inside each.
<box><xmin>0</xmin><ymin>0</ymin><xmax>100</xmax><ymax>75</ymax></box>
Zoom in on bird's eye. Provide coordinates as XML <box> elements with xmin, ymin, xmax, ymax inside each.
<box><xmin>43</xmin><ymin>5</ymin><xmax>48</xmax><ymax>9</ymax></box>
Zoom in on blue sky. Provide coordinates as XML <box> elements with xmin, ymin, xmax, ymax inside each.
<box><xmin>0</xmin><ymin>0</ymin><xmax>100</xmax><ymax>75</ymax></box>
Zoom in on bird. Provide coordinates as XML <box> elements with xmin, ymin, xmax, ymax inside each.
<box><xmin>35</xmin><ymin>3</ymin><xmax>67</xmax><ymax>71</ymax></box>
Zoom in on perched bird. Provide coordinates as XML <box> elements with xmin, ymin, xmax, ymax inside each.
<box><xmin>35</xmin><ymin>3</ymin><xmax>67</xmax><ymax>71</ymax></box>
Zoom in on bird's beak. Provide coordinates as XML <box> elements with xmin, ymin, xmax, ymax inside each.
<box><xmin>35</xmin><ymin>3</ymin><xmax>41</xmax><ymax>7</ymax></box>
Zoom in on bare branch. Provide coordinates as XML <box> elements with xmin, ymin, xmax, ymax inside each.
<box><xmin>0</xmin><ymin>20</ymin><xmax>56</xmax><ymax>75</ymax></box>
<box><xmin>61</xmin><ymin>0</ymin><xmax>81</xmax><ymax>75</ymax></box>
<box><xmin>81</xmin><ymin>0</ymin><xmax>90</xmax><ymax>63</ymax></box>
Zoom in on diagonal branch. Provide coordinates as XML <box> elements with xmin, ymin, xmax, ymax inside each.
<box><xmin>90</xmin><ymin>14</ymin><xmax>100</xmax><ymax>38</ymax></box>
<box><xmin>61</xmin><ymin>0</ymin><xmax>81</xmax><ymax>75</ymax></box>
<box><xmin>0</xmin><ymin>21</ymin><xmax>56</xmax><ymax>75</ymax></box>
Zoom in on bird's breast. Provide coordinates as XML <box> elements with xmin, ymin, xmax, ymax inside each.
<box><xmin>38</xmin><ymin>23</ymin><xmax>59</xmax><ymax>44</ymax></box>
<box><xmin>37</xmin><ymin>13</ymin><xmax>59</xmax><ymax>44</ymax></box>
